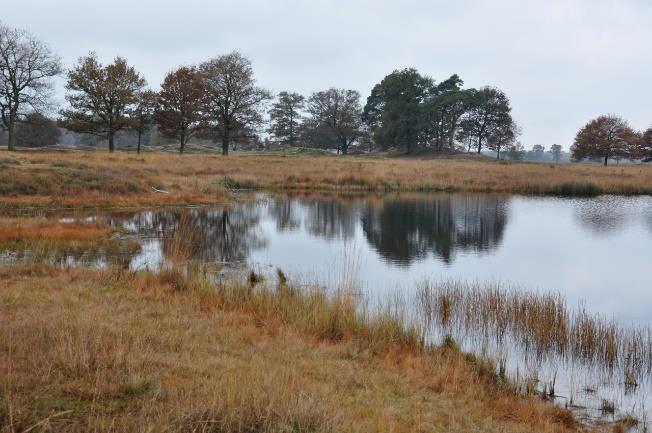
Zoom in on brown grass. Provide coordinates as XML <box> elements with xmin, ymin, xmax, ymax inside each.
<box><xmin>0</xmin><ymin>149</ymin><xmax>651</xmax><ymax>207</ymax></box>
<box><xmin>0</xmin><ymin>219</ymin><xmax>108</xmax><ymax>242</ymax></box>
<box><xmin>0</xmin><ymin>264</ymin><xmax>583</xmax><ymax>433</ymax></box>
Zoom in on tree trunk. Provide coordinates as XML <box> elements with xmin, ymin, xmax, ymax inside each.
<box><xmin>604</xmin><ymin>153</ymin><xmax>608</xmax><ymax>166</ymax></box>
<box><xmin>108</xmin><ymin>133</ymin><xmax>115</xmax><ymax>153</ymax></box>
<box><xmin>137</xmin><ymin>131</ymin><xmax>142</xmax><ymax>154</ymax></box>
<box><xmin>339</xmin><ymin>137</ymin><xmax>347</xmax><ymax>155</ymax></box>
<box><xmin>496</xmin><ymin>147</ymin><xmax>500</xmax><ymax>160</ymax></box>
<box><xmin>7</xmin><ymin>125</ymin><xmax>15</xmax><ymax>151</ymax></box>
<box><xmin>221</xmin><ymin>129</ymin><xmax>229</xmax><ymax>156</ymax></box>
<box><xmin>7</xmin><ymin>112</ymin><xmax>16</xmax><ymax>151</ymax></box>
<box><xmin>180</xmin><ymin>134</ymin><xmax>186</xmax><ymax>154</ymax></box>
<box><xmin>477</xmin><ymin>137</ymin><xmax>483</xmax><ymax>154</ymax></box>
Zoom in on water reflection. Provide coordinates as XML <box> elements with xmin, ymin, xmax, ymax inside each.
<box><xmin>268</xmin><ymin>198</ymin><xmax>300</xmax><ymax>231</ymax></box>
<box><xmin>302</xmin><ymin>198</ymin><xmax>358</xmax><ymax>240</ymax></box>
<box><xmin>83</xmin><ymin>193</ymin><xmax>511</xmax><ymax>267</ymax></box>
<box><xmin>4</xmin><ymin>194</ymin><xmax>651</xmax><ymax>273</ymax></box>
<box><xmin>573</xmin><ymin>196</ymin><xmax>652</xmax><ymax>235</ymax></box>
<box><xmin>125</xmin><ymin>205</ymin><xmax>266</xmax><ymax>263</ymax></box>
<box><xmin>362</xmin><ymin>195</ymin><xmax>508</xmax><ymax>264</ymax></box>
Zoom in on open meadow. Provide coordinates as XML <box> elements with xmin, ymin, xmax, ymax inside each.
<box><xmin>0</xmin><ymin>149</ymin><xmax>651</xmax><ymax>207</ymax></box>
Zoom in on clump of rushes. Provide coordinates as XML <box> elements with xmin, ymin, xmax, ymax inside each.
<box><xmin>418</xmin><ymin>280</ymin><xmax>652</xmax><ymax>387</ymax></box>
<box><xmin>276</xmin><ymin>267</ymin><xmax>288</xmax><ymax>286</ymax></box>
<box><xmin>247</xmin><ymin>270</ymin><xmax>264</xmax><ymax>287</ymax></box>
<box><xmin>554</xmin><ymin>181</ymin><xmax>602</xmax><ymax>197</ymax></box>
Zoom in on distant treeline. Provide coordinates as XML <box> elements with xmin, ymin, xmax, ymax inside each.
<box><xmin>1</xmin><ymin>22</ymin><xmax>650</xmax><ymax>164</ymax></box>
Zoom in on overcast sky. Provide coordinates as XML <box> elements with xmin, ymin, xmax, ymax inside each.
<box><xmin>4</xmin><ymin>0</ymin><xmax>652</xmax><ymax>149</ymax></box>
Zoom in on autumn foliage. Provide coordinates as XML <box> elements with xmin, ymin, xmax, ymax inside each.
<box><xmin>571</xmin><ymin>115</ymin><xmax>643</xmax><ymax>165</ymax></box>
<box><xmin>154</xmin><ymin>67</ymin><xmax>207</xmax><ymax>154</ymax></box>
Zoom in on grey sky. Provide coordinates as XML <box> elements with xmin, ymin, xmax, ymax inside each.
<box><xmin>4</xmin><ymin>0</ymin><xmax>652</xmax><ymax>149</ymax></box>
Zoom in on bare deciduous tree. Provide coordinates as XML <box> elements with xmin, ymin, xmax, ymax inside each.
<box><xmin>550</xmin><ymin>144</ymin><xmax>562</xmax><ymax>163</ymax></box>
<box><xmin>154</xmin><ymin>66</ymin><xmax>207</xmax><ymax>154</ymax></box>
<box><xmin>199</xmin><ymin>52</ymin><xmax>270</xmax><ymax>155</ymax></box>
<box><xmin>60</xmin><ymin>53</ymin><xmax>146</xmax><ymax>152</ymax></box>
<box><xmin>0</xmin><ymin>23</ymin><xmax>62</xmax><ymax>150</ymax></box>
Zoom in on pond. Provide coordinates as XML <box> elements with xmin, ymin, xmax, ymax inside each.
<box><xmin>5</xmin><ymin>192</ymin><xmax>652</xmax><ymax>427</ymax></box>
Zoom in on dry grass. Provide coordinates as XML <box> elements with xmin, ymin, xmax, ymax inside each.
<box><xmin>0</xmin><ymin>149</ymin><xmax>651</xmax><ymax>207</ymax></box>
<box><xmin>0</xmin><ymin>264</ymin><xmax>583</xmax><ymax>433</ymax></box>
<box><xmin>0</xmin><ymin>219</ymin><xmax>109</xmax><ymax>242</ymax></box>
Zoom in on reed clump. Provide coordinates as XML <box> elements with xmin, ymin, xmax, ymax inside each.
<box><xmin>203</xmin><ymin>271</ymin><xmax>424</xmax><ymax>351</ymax></box>
<box><xmin>418</xmin><ymin>280</ymin><xmax>652</xmax><ymax>383</ymax></box>
<box><xmin>551</xmin><ymin>181</ymin><xmax>603</xmax><ymax>197</ymax></box>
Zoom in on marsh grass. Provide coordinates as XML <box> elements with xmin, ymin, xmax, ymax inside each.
<box><xmin>553</xmin><ymin>181</ymin><xmax>603</xmax><ymax>197</ymax></box>
<box><xmin>418</xmin><ymin>280</ymin><xmax>652</xmax><ymax>386</ymax></box>
<box><xmin>0</xmin><ymin>264</ymin><xmax>581</xmax><ymax>433</ymax></box>
<box><xmin>200</xmin><ymin>270</ymin><xmax>424</xmax><ymax>350</ymax></box>
<box><xmin>2</xmin><ymin>150</ymin><xmax>652</xmax><ymax>207</ymax></box>
<box><xmin>0</xmin><ymin>210</ymin><xmax>594</xmax><ymax>433</ymax></box>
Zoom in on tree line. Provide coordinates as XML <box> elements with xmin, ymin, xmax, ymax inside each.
<box><xmin>2</xmin><ymin>21</ymin><xmax>651</xmax><ymax>163</ymax></box>
<box><xmin>0</xmin><ymin>22</ymin><xmax>520</xmax><ymax>156</ymax></box>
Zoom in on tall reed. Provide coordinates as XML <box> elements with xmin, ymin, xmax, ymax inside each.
<box><xmin>417</xmin><ymin>280</ymin><xmax>652</xmax><ymax>383</ymax></box>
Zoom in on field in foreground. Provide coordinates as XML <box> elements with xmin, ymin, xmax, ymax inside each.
<box><xmin>0</xmin><ymin>263</ymin><xmax>585</xmax><ymax>433</ymax></box>
<box><xmin>0</xmin><ymin>149</ymin><xmax>651</xmax><ymax>207</ymax></box>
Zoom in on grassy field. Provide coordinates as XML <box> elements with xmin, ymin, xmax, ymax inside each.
<box><xmin>0</xmin><ymin>149</ymin><xmax>651</xmax><ymax>207</ymax></box>
<box><xmin>0</xmin><ymin>262</ymin><xmax>587</xmax><ymax>433</ymax></box>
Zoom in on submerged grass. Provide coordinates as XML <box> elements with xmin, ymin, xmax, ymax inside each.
<box><xmin>418</xmin><ymin>280</ymin><xmax>652</xmax><ymax>385</ymax></box>
<box><xmin>0</xmin><ymin>263</ymin><xmax>581</xmax><ymax>433</ymax></box>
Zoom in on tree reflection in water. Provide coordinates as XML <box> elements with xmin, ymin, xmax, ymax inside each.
<box><xmin>302</xmin><ymin>198</ymin><xmax>358</xmax><ymax>239</ymax></box>
<box><xmin>267</xmin><ymin>197</ymin><xmax>301</xmax><ymax>231</ymax></box>
<box><xmin>127</xmin><ymin>195</ymin><xmax>510</xmax><ymax>266</ymax></box>
<box><xmin>127</xmin><ymin>205</ymin><xmax>266</xmax><ymax>263</ymax></box>
<box><xmin>362</xmin><ymin>194</ymin><xmax>509</xmax><ymax>265</ymax></box>
<box><xmin>88</xmin><ymin>194</ymin><xmax>510</xmax><ymax>267</ymax></box>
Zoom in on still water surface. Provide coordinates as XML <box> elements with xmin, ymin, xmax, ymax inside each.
<box><xmin>95</xmin><ymin>193</ymin><xmax>652</xmax><ymax>325</ymax></box>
